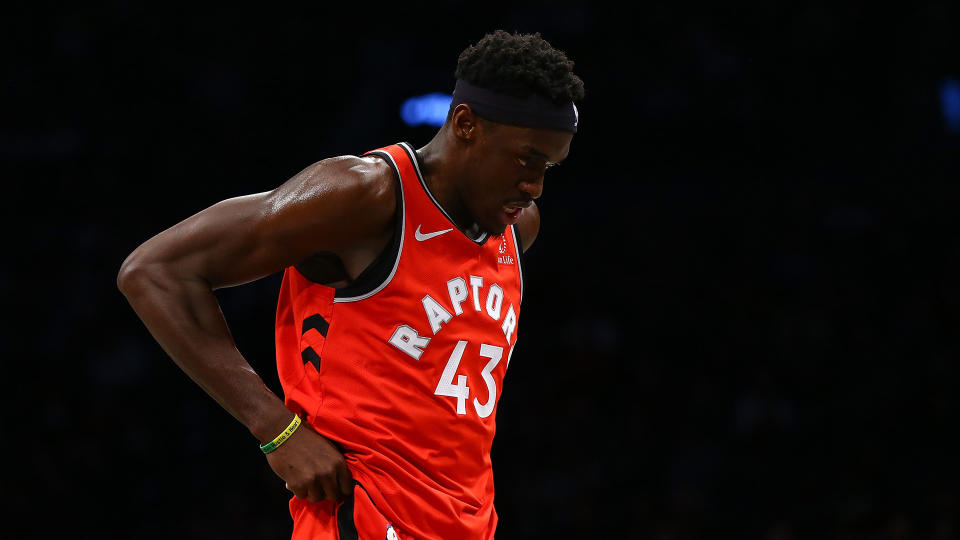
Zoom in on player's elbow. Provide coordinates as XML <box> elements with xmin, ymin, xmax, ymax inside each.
<box><xmin>117</xmin><ymin>253</ymin><xmax>144</xmax><ymax>297</ymax></box>
<box><xmin>117</xmin><ymin>248</ymin><xmax>159</xmax><ymax>299</ymax></box>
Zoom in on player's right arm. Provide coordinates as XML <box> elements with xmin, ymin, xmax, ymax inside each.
<box><xmin>117</xmin><ymin>155</ymin><xmax>396</xmax><ymax>503</ymax></box>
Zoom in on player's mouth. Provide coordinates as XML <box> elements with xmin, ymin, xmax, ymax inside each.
<box><xmin>501</xmin><ymin>202</ymin><xmax>530</xmax><ymax>225</ymax></box>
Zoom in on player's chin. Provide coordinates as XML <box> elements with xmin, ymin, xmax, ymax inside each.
<box><xmin>478</xmin><ymin>221</ymin><xmax>508</xmax><ymax>238</ymax></box>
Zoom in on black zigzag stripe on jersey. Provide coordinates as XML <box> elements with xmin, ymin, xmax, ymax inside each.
<box><xmin>301</xmin><ymin>314</ymin><xmax>329</xmax><ymax>370</ymax></box>
<box><xmin>303</xmin><ymin>314</ymin><xmax>329</xmax><ymax>337</ymax></box>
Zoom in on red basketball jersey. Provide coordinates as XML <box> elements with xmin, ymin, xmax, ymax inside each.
<box><xmin>274</xmin><ymin>142</ymin><xmax>525</xmax><ymax>539</ymax></box>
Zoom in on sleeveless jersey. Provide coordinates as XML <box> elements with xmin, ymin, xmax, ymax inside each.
<box><xmin>274</xmin><ymin>142</ymin><xmax>525</xmax><ymax>539</ymax></box>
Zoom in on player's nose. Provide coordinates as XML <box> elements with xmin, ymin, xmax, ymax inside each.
<box><xmin>518</xmin><ymin>175</ymin><xmax>544</xmax><ymax>200</ymax></box>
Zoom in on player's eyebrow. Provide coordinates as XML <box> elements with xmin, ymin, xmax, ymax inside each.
<box><xmin>521</xmin><ymin>145</ymin><xmax>564</xmax><ymax>167</ymax></box>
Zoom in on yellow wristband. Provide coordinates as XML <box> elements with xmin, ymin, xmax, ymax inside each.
<box><xmin>260</xmin><ymin>414</ymin><xmax>301</xmax><ymax>454</ymax></box>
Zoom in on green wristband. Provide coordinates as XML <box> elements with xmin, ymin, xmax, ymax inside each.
<box><xmin>260</xmin><ymin>414</ymin><xmax>302</xmax><ymax>454</ymax></box>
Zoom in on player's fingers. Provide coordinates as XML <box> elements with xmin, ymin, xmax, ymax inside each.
<box><xmin>306</xmin><ymin>483</ymin><xmax>325</xmax><ymax>503</ymax></box>
<box><xmin>285</xmin><ymin>480</ymin><xmax>308</xmax><ymax>499</ymax></box>
<box><xmin>337</xmin><ymin>465</ymin><xmax>353</xmax><ymax>499</ymax></box>
<box><xmin>319</xmin><ymin>473</ymin><xmax>341</xmax><ymax>502</ymax></box>
<box><xmin>291</xmin><ymin>484</ymin><xmax>309</xmax><ymax>500</ymax></box>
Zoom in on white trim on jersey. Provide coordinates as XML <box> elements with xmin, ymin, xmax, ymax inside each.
<box><xmin>508</xmin><ymin>224</ymin><xmax>524</xmax><ymax>304</ymax></box>
<box><xmin>398</xmin><ymin>142</ymin><xmax>489</xmax><ymax>245</ymax></box>
<box><xmin>333</xmin><ymin>149</ymin><xmax>406</xmax><ymax>303</ymax></box>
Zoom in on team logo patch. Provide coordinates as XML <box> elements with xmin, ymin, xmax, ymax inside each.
<box><xmin>386</xmin><ymin>525</ymin><xmax>399</xmax><ymax>540</ymax></box>
<box><xmin>497</xmin><ymin>236</ymin><xmax>514</xmax><ymax>265</ymax></box>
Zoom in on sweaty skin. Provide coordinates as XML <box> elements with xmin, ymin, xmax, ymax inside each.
<box><xmin>117</xmin><ymin>103</ymin><xmax>569</xmax><ymax>504</ymax></box>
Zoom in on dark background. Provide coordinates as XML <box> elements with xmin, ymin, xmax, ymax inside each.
<box><xmin>3</xmin><ymin>1</ymin><xmax>958</xmax><ymax>538</ymax></box>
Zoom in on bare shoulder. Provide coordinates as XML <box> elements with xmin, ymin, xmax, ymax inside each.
<box><xmin>269</xmin><ymin>154</ymin><xmax>396</xmax><ymax>218</ymax></box>
<box><xmin>264</xmin><ymin>154</ymin><xmax>398</xmax><ymax>248</ymax></box>
<box><xmin>515</xmin><ymin>202</ymin><xmax>541</xmax><ymax>253</ymax></box>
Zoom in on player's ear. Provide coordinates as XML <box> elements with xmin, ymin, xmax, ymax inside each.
<box><xmin>450</xmin><ymin>104</ymin><xmax>478</xmax><ymax>141</ymax></box>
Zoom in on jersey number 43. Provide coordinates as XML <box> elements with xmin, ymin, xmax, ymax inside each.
<box><xmin>434</xmin><ymin>340</ymin><xmax>511</xmax><ymax>418</ymax></box>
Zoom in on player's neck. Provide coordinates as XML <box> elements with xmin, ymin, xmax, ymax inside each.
<box><xmin>416</xmin><ymin>139</ymin><xmax>482</xmax><ymax>239</ymax></box>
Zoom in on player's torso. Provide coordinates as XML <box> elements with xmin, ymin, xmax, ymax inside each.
<box><xmin>275</xmin><ymin>142</ymin><xmax>524</xmax><ymax>539</ymax></box>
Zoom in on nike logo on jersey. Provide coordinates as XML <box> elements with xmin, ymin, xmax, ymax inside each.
<box><xmin>415</xmin><ymin>225</ymin><xmax>454</xmax><ymax>241</ymax></box>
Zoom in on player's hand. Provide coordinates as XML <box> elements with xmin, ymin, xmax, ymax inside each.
<box><xmin>265</xmin><ymin>423</ymin><xmax>354</xmax><ymax>503</ymax></box>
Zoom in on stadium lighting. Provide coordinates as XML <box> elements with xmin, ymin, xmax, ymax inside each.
<box><xmin>941</xmin><ymin>78</ymin><xmax>960</xmax><ymax>133</ymax></box>
<box><xmin>401</xmin><ymin>93</ymin><xmax>453</xmax><ymax>127</ymax></box>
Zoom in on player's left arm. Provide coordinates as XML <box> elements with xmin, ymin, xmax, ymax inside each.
<box><xmin>516</xmin><ymin>201</ymin><xmax>540</xmax><ymax>253</ymax></box>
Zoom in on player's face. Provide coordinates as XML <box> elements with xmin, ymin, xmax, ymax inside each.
<box><xmin>465</xmin><ymin>123</ymin><xmax>573</xmax><ymax>236</ymax></box>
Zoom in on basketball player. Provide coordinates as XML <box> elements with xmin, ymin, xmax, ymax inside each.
<box><xmin>118</xmin><ymin>30</ymin><xmax>584</xmax><ymax>539</ymax></box>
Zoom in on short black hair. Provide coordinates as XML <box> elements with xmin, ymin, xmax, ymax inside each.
<box><xmin>455</xmin><ymin>30</ymin><xmax>585</xmax><ymax>105</ymax></box>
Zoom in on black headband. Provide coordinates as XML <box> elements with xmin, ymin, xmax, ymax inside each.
<box><xmin>450</xmin><ymin>79</ymin><xmax>579</xmax><ymax>133</ymax></box>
